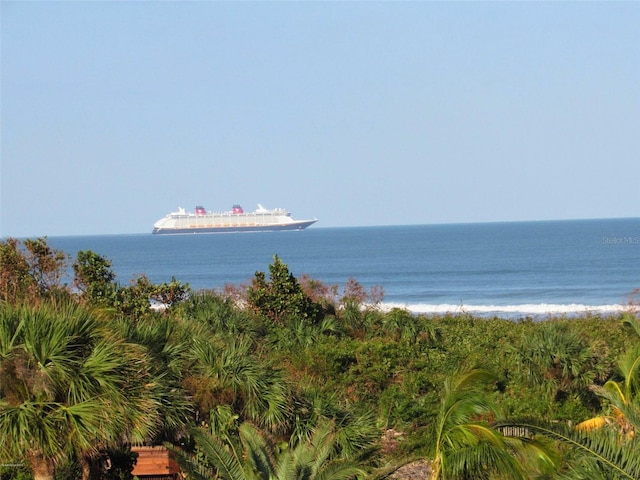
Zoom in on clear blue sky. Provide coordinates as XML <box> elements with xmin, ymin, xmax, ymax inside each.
<box><xmin>2</xmin><ymin>1</ymin><xmax>639</xmax><ymax>237</ymax></box>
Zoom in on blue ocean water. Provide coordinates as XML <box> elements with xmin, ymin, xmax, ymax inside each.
<box><xmin>46</xmin><ymin>218</ymin><xmax>640</xmax><ymax>318</ymax></box>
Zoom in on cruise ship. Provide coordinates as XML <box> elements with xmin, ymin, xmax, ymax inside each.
<box><xmin>152</xmin><ymin>204</ymin><xmax>317</xmax><ymax>234</ymax></box>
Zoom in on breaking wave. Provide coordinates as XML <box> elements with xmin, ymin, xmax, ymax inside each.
<box><xmin>380</xmin><ymin>302</ymin><xmax>630</xmax><ymax>319</ymax></box>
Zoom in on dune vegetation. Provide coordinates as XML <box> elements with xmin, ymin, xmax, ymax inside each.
<box><xmin>1</xmin><ymin>237</ymin><xmax>639</xmax><ymax>480</ymax></box>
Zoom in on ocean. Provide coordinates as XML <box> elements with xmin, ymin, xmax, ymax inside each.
<box><xmin>46</xmin><ymin>218</ymin><xmax>640</xmax><ymax>319</ymax></box>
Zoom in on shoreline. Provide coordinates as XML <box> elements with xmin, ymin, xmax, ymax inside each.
<box><xmin>379</xmin><ymin>301</ymin><xmax>632</xmax><ymax>320</ymax></box>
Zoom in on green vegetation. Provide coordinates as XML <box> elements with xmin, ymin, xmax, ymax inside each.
<box><xmin>1</xmin><ymin>237</ymin><xmax>639</xmax><ymax>479</ymax></box>
<box><xmin>171</xmin><ymin>421</ymin><xmax>366</xmax><ymax>480</ymax></box>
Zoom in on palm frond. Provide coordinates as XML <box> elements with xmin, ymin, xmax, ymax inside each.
<box><xmin>496</xmin><ymin>418</ymin><xmax>640</xmax><ymax>479</ymax></box>
<box><xmin>445</xmin><ymin>441</ymin><xmax>526</xmax><ymax>480</ymax></box>
<box><xmin>448</xmin><ymin>367</ymin><xmax>497</xmax><ymax>395</ymax></box>
<box><xmin>239</xmin><ymin>423</ymin><xmax>278</xmax><ymax>480</ymax></box>
<box><xmin>192</xmin><ymin>429</ymin><xmax>247</xmax><ymax>480</ymax></box>
<box><xmin>622</xmin><ymin>312</ymin><xmax>640</xmax><ymax>339</ymax></box>
<box><xmin>0</xmin><ymin>305</ymin><xmax>23</xmax><ymax>357</ymax></box>
<box><xmin>307</xmin><ymin>422</ymin><xmax>335</xmax><ymax>470</ymax></box>
<box><xmin>313</xmin><ymin>460</ymin><xmax>365</xmax><ymax>480</ymax></box>
<box><xmin>166</xmin><ymin>441</ymin><xmax>217</xmax><ymax>480</ymax></box>
<box><xmin>618</xmin><ymin>346</ymin><xmax>640</xmax><ymax>399</ymax></box>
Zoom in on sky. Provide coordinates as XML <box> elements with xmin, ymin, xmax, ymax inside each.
<box><xmin>1</xmin><ymin>1</ymin><xmax>639</xmax><ymax>237</ymax></box>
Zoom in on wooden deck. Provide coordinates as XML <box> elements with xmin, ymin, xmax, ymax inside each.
<box><xmin>131</xmin><ymin>446</ymin><xmax>180</xmax><ymax>479</ymax></box>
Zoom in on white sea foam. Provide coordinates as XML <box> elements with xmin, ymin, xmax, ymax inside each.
<box><xmin>380</xmin><ymin>302</ymin><xmax>629</xmax><ymax>318</ymax></box>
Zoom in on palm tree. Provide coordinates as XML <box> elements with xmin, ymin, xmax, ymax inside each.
<box><xmin>381</xmin><ymin>308</ymin><xmax>440</xmax><ymax>345</ymax></box>
<box><xmin>498</xmin><ymin>314</ymin><xmax>640</xmax><ymax>479</ymax></box>
<box><xmin>495</xmin><ymin>418</ymin><xmax>640</xmax><ymax>479</ymax></box>
<box><xmin>513</xmin><ymin>322</ymin><xmax>607</xmax><ymax>414</ymax></box>
<box><xmin>172</xmin><ymin>421</ymin><xmax>365</xmax><ymax>480</ymax></box>
<box><xmin>177</xmin><ymin>291</ymin><xmax>261</xmax><ymax>338</ymax></box>
<box><xmin>577</xmin><ymin>345</ymin><xmax>640</xmax><ymax>439</ymax></box>
<box><xmin>574</xmin><ymin>313</ymin><xmax>640</xmax><ymax>439</ymax></box>
<box><xmin>0</xmin><ymin>302</ymin><xmax>160</xmax><ymax>480</ymax></box>
<box><xmin>275</xmin><ymin>421</ymin><xmax>365</xmax><ymax>480</ymax></box>
<box><xmin>428</xmin><ymin>368</ymin><xmax>550</xmax><ymax>480</ymax></box>
<box><xmin>185</xmin><ymin>333</ymin><xmax>290</xmax><ymax>432</ymax></box>
<box><xmin>287</xmin><ymin>387</ymin><xmax>379</xmax><ymax>463</ymax></box>
<box><xmin>115</xmin><ymin>313</ymin><xmax>193</xmax><ymax>443</ymax></box>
